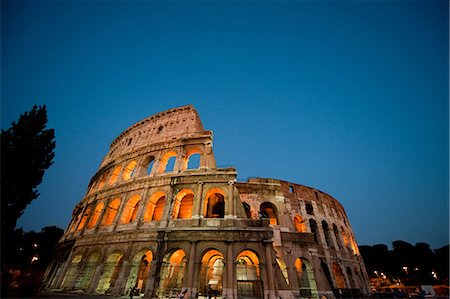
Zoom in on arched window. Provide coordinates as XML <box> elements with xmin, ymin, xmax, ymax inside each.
<box><xmin>76</xmin><ymin>205</ymin><xmax>92</xmax><ymax>231</ymax></box>
<box><xmin>143</xmin><ymin>192</ymin><xmax>166</xmax><ymax>221</ymax></box>
<box><xmin>198</xmin><ymin>249</ymin><xmax>224</xmax><ymax>297</ymax></box>
<box><xmin>101</xmin><ymin>198</ymin><xmax>121</xmax><ymax>226</ymax></box>
<box><xmin>205</xmin><ymin>192</ymin><xmax>225</xmax><ymax>218</ymax></box>
<box><xmin>260</xmin><ymin>202</ymin><xmax>278</xmax><ymax>225</ymax></box>
<box><xmin>243</xmin><ymin>202</ymin><xmax>252</xmax><ymax>218</ymax></box>
<box><xmin>187</xmin><ymin>153</ymin><xmax>201</xmax><ymax>169</ymax></box>
<box><xmin>87</xmin><ymin>202</ymin><xmax>104</xmax><ymax>229</ymax></box>
<box><xmin>294</xmin><ymin>215</ymin><xmax>307</xmax><ymax>232</ymax></box>
<box><xmin>236</xmin><ymin>250</ymin><xmax>263</xmax><ymax>299</ymax></box>
<box><xmin>333</xmin><ymin>224</ymin><xmax>342</xmax><ymax>248</ymax></box>
<box><xmin>295</xmin><ymin>258</ymin><xmax>318</xmax><ymax>297</ymax></box>
<box><xmin>96</xmin><ymin>251</ymin><xmax>124</xmax><ymax>294</ymax></box>
<box><xmin>97</xmin><ymin>173</ymin><xmax>108</xmax><ymax>190</ymax></box>
<box><xmin>309</xmin><ymin>219</ymin><xmax>321</xmax><ymax>245</ymax></box>
<box><xmin>61</xmin><ymin>254</ymin><xmax>82</xmax><ymax>288</ymax></box>
<box><xmin>75</xmin><ymin>251</ymin><xmax>100</xmax><ymax>291</ymax></box>
<box><xmin>125</xmin><ymin>250</ymin><xmax>153</xmax><ymax>294</ymax></box>
<box><xmin>122</xmin><ymin>161</ymin><xmax>137</xmax><ymax>181</ymax></box>
<box><xmin>158</xmin><ymin>151</ymin><xmax>177</xmax><ymax>173</ymax></box>
<box><xmin>157</xmin><ymin>249</ymin><xmax>186</xmax><ymax>296</ymax></box>
<box><xmin>152</xmin><ymin>196</ymin><xmax>165</xmax><ymax>221</ymax></box>
<box><xmin>145</xmin><ymin>156</ymin><xmax>155</xmax><ymax>175</ymax></box>
<box><xmin>172</xmin><ymin>190</ymin><xmax>194</xmax><ymax>219</ymax></box>
<box><xmin>120</xmin><ymin>194</ymin><xmax>141</xmax><ymax>224</ymax></box>
<box><xmin>108</xmin><ymin>166</ymin><xmax>122</xmax><ymax>185</ymax></box>
<box><xmin>332</xmin><ymin>262</ymin><xmax>347</xmax><ymax>289</ymax></box>
<box><xmin>305</xmin><ymin>202</ymin><xmax>314</xmax><ymax>215</ymax></box>
<box><xmin>322</xmin><ymin>220</ymin><xmax>334</xmax><ymax>248</ymax></box>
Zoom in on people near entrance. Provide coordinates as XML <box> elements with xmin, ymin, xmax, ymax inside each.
<box><xmin>129</xmin><ymin>286</ymin><xmax>138</xmax><ymax>299</ymax></box>
<box><xmin>207</xmin><ymin>284</ymin><xmax>213</xmax><ymax>299</ymax></box>
<box><xmin>177</xmin><ymin>288</ymin><xmax>188</xmax><ymax>299</ymax></box>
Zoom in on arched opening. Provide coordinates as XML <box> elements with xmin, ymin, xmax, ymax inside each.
<box><xmin>143</xmin><ymin>192</ymin><xmax>166</xmax><ymax>221</ymax></box>
<box><xmin>187</xmin><ymin>153</ymin><xmax>201</xmax><ymax>170</ymax></box>
<box><xmin>61</xmin><ymin>254</ymin><xmax>82</xmax><ymax>289</ymax></box>
<box><xmin>322</xmin><ymin>220</ymin><xmax>334</xmax><ymax>249</ymax></box>
<box><xmin>145</xmin><ymin>156</ymin><xmax>155</xmax><ymax>175</ymax></box>
<box><xmin>158</xmin><ymin>151</ymin><xmax>177</xmax><ymax>173</ymax></box>
<box><xmin>333</xmin><ymin>224</ymin><xmax>342</xmax><ymax>249</ymax></box>
<box><xmin>96</xmin><ymin>251</ymin><xmax>124</xmax><ymax>294</ymax></box>
<box><xmin>108</xmin><ymin>166</ymin><xmax>122</xmax><ymax>185</ymax></box>
<box><xmin>294</xmin><ymin>258</ymin><xmax>318</xmax><ymax>298</ymax></box>
<box><xmin>125</xmin><ymin>250</ymin><xmax>153</xmax><ymax>295</ymax></box>
<box><xmin>243</xmin><ymin>202</ymin><xmax>252</xmax><ymax>218</ymax></box>
<box><xmin>87</xmin><ymin>202</ymin><xmax>104</xmax><ymax>229</ymax></box>
<box><xmin>320</xmin><ymin>261</ymin><xmax>335</xmax><ymax>291</ymax></box>
<box><xmin>172</xmin><ymin>189</ymin><xmax>194</xmax><ymax>219</ymax></box>
<box><xmin>309</xmin><ymin>219</ymin><xmax>321</xmax><ymax>245</ymax></box>
<box><xmin>205</xmin><ymin>192</ymin><xmax>225</xmax><ymax>218</ymax></box>
<box><xmin>69</xmin><ymin>211</ymin><xmax>82</xmax><ymax>233</ymax></box>
<box><xmin>198</xmin><ymin>249</ymin><xmax>224</xmax><ymax>298</ymax></box>
<box><xmin>76</xmin><ymin>205</ymin><xmax>92</xmax><ymax>231</ymax></box>
<box><xmin>122</xmin><ymin>160</ymin><xmax>137</xmax><ymax>181</ymax></box>
<box><xmin>101</xmin><ymin>198</ymin><xmax>121</xmax><ymax>226</ymax></box>
<box><xmin>120</xmin><ymin>194</ymin><xmax>141</xmax><ymax>224</ymax></box>
<box><xmin>97</xmin><ymin>172</ymin><xmax>108</xmax><ymax>190</ymax></box>
<box><xmin>276</xmin><ymin>257</ymin><xmax>289</xmax><ymax>285</ymax></box>
<box><xmin>157</xmin><ymin>249</ymin><xmax>186</xmax><ymax>298</ymax></box>
<box><xmin>75</xmin><ymin>251</ymin><xmax>100</xmax><ymax>291</ymax></box>
<box><xmin>305</xmin><ymin>203</ymin><xmax>314</xmax><ymax>215</ymax></box>
<box><xmin>260</xmin><ymin>202</ymin><xmax>278</xmax><ymax>225</ymax></box>
<box><xmin>294</xmin><ymin>215</ymin><xmax>307</xmax><ymax>232</ymax></box>
<box><xmin>236</xmin><ymin>250</ymin><xmax>263</xmax><ymax>299</ymax></box>
<box><xmin>332</xmin><ymin>262</ymin><xmax>347</xmax><ymax>289</ymax></box>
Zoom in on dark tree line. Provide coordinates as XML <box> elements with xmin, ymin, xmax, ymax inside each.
<box><xmin>359</xmin><ymin>240</ymin><xmax>449</xmax><ymax>286</ymax></box>
<box><xmin>1</xmin><ymin>105</ymin><xmax>58</xmax><ymax>297</ymax></box>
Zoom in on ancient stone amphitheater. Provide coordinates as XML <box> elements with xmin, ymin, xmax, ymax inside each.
<box><xmin>43</xmin><ymin>105</ymin><xmax>370</xmax><ymax>299</ymax></box>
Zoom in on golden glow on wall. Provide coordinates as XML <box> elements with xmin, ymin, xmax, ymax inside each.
<box><xmin>260</xmin><ymin>202</ymin><xmax>279</xmax><ymax>225</ymax></box>
<box><xmin>143</xmin><ymin>192</ymin><xmax>165</xmax><ymax>221</ymax></box>
<box><xmin>108</xmin><ymin>166</ymin><xmax>122</xmax><ymax>185</ymax></box>
<box><xmin>332</xmin><ymin>262</ymin><xmax>347</xmax><ymax>289</ymax></box>
<box><xmin>101</xmin><ymin>198</ymin><xmax>120</xmax><ymax>226</ymax></box>
<box><xmin>122</xmin><ymin>161</ymin><xmax>137</xmax><ymax>181</ymax></box>
<box><xmin>294</xmin><ymin>215</ymin><xmax>307</xmax><ymax>232</ymax></box>
<box><xmin>87</xmin><ymin>202</ymin><xmax>104</xmax><ymax>229</ymax></box>
<box><xmin>172</xmin><ymin>189</ymin><xmax>194</xmax><ymax>219</ymax></box>
<box><xmin>97</xmin><ymin>173</ymin><xmax>108</xmax><ymax>190</ymax></box>
<box><xmin>120</xmin><ymin>194</ymin><xmax>141</xmax><ymax>224</ymax></box>
<box><xmin>204</xmin><ymin>188</ymin><xmax>226</xmax><ymax>218</ymax></box>
<box><xmin>152</xmin><ymin>196</ymin><xmax>165</xmax><ymax>221</ymax></box>
<box><xmin>158</xmin><ymin>151</ymin><xmax>177</xmax><ymax>173</ymax></box>
<box><xmin>77</xmin><ymin>206</ymin><xmax>92</xmax><ymax>231</ymax></box>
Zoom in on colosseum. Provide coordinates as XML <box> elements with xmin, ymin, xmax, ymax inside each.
<box><xmin>43</xmin><ymin>105</ymin><xmax>370</xmax><ymax>299</ymax></box>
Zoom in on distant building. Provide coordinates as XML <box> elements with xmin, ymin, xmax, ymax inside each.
<box><xmin>43</xmin><ymin>105</ymin><xmax>370</xmax><ymax>298</ymax></box>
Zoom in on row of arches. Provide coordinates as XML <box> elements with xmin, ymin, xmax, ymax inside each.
<box><xmin>55</xmin><ymin>246</ymin><xmax>321</xmax><ymax>298</ymax></box>
<box><xmin>242</xmin><ymin>200</ymin><xmax>358</xmax><ymax>255</ymax></box>
<box><xmin>89</xmin><ymin>150</ymin><xmax>203</xmax><ymax>195</ymax></box>
<box><xmin>69</xmin><ymin>188</ymin><xmax>227</xmax><ymax>234</ymax></box>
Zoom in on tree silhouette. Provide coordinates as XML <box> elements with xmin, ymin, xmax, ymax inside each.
<box><xmin>1</xmin><ymin>105</ymin><xmax>56</xmax><ymax>257</ymax></box>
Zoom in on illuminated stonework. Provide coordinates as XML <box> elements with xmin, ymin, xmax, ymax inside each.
<box><xmin>43</xmin><ymin>105</ymin><xmax>370</xmax><ymax>299</ymax></box>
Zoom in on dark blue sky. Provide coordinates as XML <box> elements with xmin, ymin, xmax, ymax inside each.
<box><xmin>2</xmin><ymin>0</ymin><xmax>448</xmax><ymax>248</ymax></box>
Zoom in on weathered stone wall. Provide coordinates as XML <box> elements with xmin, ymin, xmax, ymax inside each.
<box><xmin>43</xmin><ymin>105</ymin><xmax>370</xmax><ymax>299</ymax></box>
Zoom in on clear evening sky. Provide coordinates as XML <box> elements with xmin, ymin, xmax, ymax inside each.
<box><xmin>2</xmin><ymin>0</ymin><xmax>448</xmax><ymax>248</ymax></box>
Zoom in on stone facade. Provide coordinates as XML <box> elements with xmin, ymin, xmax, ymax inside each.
<box><xmin>43</xmin><ymin>105</ymin><xmax>370</xmax><ymax>299</ymax></box>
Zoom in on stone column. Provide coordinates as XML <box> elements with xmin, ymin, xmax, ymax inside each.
<box><xmin>53</xmin><ymin>249</ymin><xmax>76</xmax><ymax>289</ymax></box>
<box><xmin>223</xmin><ymin>241</ymin><xmax>234</xmax><ymax>299</ymax></box>
<box><xmin>87</xmin><ymin>263</ymin><xmax>105</xmax><ymax>294</ymax></box>
<box><xmin>112</xmin><ymin>260</ymin><xmax>132</xmax><ymax>296</ymax></box>
<box><xmin>265</xmin><ymin>242</ymin><xmax>276</xmax><ymax>299</ymax></box>
<box><xmin>225</xmin><ymin>180</ymin><xmax>236</xmax><ymax>219</ymax></box>
<box><xmin>136</xmin><ymin>188</ymin><xmax>152</xmax><ymax>227</ymax></box>
<box><xmin>186</xmin><ymin>241</ymin><xmax>197</xmax><ymax>298</ymax></box>
<box><xmin>192</xmin><ymin>181</ymin><xmax>204</xmax><ymax>219</ymax></box>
